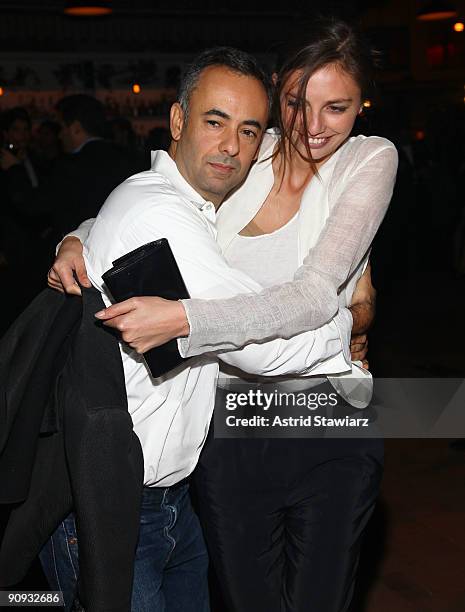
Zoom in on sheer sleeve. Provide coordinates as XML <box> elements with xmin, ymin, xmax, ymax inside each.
<box><xmin>179</xmin><ymin>140</ymin><xmax>398</xmax><ymax>357</ymax></box>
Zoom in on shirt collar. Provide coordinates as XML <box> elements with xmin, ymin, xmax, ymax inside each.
<box><xmin>150</xmin><ymin>149</ymin><xmax>208</xmax><ymax>211</ymax></box>
<box><xmin>72</xmin><ymin>136</ymin><xmax>103</xmax><ymax>154</ymax></box>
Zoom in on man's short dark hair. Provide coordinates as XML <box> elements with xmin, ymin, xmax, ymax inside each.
<box><xmin>178</xmin><ymin>47</ymin><xmax>272</xmax><ymax>119</ymax></box>
<box><xmin>56</xmin><ymin>94</ymin><xmax>106</xmax><ymax>137</ymax></box>
<box><xmin>1</xmin><ymin>107</ymin><xmax>31</xmax><ymax>132</ymax></box>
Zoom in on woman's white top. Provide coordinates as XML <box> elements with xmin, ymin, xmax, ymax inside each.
<box><xmin>226</xmin><ymin>213</ymin><xmax>299</xmax><ymax>288</ymax></box>
<box><xmin>220</xmin><ymin>213</ymin><xmax>332</xmax><ymax>392</ymax></box>
<box><xmin>180</xmin><ymin>130</ymin><xmax>398</xmax><ymax>356</ymax></box>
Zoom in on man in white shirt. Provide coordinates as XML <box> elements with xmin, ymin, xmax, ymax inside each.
<box><xmin>44</xmin><ymin>47</ymin><xmax>358</xmax><ymax>612</ymax></box>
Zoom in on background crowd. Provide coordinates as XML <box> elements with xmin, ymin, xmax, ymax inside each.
<box><xmin>0</xmin><ymin>100</ymin><xmax>171</xmax><ymax>334</ymax></box>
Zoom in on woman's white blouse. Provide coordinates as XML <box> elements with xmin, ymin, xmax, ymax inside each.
<box><xmin>181</xmin><ymin>130</ymin><xmax>398</xmax><ymax>355</ymax></box>
<box><xmin>226</xmin><ymin>213</ymin><xmax>299</xmax><ymax>288</ymax></box>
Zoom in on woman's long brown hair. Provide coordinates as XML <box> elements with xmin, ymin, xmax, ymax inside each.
<box><xmin>271</xmin><ymin>18</ymin><xmax>380</xmax><ymax>181</ymax></box>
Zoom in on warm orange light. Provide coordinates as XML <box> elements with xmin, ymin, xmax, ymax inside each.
<box><xmin>363</xmin><ymin>100</ymin><xmax>372</xmax><ymax>108</ymax></box>
<box><xmin>418</xmin><ymin>10</ymin><xmax>456</xmax><ymax>20</ymax></box>
<box><xmin>64</xmin><ymin>6</ymin><xmax>112</xmax><ymax>16</ymax></box>
<box><xmin>132</xmin><ymin>83</ymin><xmax>141</xmax><ymax>94</ymax></box>
<box><xmin>415</xmin><ymin>130</ymin><xmax>425</xmax><ymax>141</ymax></box>
<box><xmin>453</xmin><ymin>21</ymin><xmax>465</xmax><ymax>31</ymax></box>
<box><xmin>0</xmin><ymin>87</ymin><xmax>4</xmax><ymax>97</ymax></box>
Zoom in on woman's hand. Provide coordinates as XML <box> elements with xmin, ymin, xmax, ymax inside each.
<box><xmin>48</xmin><ymin>236</ymin><xmax>91</xmax><ymax>295</ymax></box>
<box><xmin>95</xmin><ymin>296</ymin><xmax>190</xmax><ymax>353</ymax></box>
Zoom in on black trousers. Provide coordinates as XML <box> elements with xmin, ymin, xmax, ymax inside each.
<box><xmin>193</xmin><ymin>390</ymin><xmax>384</xmax><ymax>612</ymax></box>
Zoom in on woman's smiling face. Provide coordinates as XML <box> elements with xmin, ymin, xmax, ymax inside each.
<box><xmin>281</xmin><ymin>62</ymin><xmax>362</xmax><ymax>166</ymax></box>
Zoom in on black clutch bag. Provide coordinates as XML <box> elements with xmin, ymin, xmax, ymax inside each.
<box><xmin>101</xmin><ymin>239</ymin><xmax>190</xmax><ymax>378</ymax></box>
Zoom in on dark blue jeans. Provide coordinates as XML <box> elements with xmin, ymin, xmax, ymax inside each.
<box><xmin>40</xmin><ymin>484</ymin><xmax>210</xmax><ymax>612</ymax></box>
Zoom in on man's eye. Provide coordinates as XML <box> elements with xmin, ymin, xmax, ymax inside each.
<box><xmin>242</xmin><ymin>129</ymin><xmax>257</xmax><ymax>139</ymax></box>
<box><xmin>206</xmin><ymin>120</ymin><xmax>221</xmax><ymax>127</ymax></box>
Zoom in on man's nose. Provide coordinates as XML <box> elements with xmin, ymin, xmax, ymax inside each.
<box><xmin>219</xmin><ymin>129</ymin><xmax>240</xmax><ymax>157</ymax></box>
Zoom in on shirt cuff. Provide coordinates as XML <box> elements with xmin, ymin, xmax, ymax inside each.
<box><xmin>333</xmin><ymin>306</ymin><xmax>353</xmax><ymax>366</ymax></box>
<box><xmin>55</xmin><ymin>232</ymin><xmax>80</xmax><ymax>256</ymax></box>
<box><xmin>177</xmin><ymin>299</ymin><xmax>194</xmax><ymax>358</ymax></box>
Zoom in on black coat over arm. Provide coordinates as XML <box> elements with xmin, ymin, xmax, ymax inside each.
<box><xmin>0</xmin><ymin>287</ymin><xmax>144</xmax><ymax>612</ymax></box>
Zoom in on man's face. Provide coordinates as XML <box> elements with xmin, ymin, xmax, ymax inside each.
<box><xmin>170</xmin><ymin>66</ymin><xmax>269</xmax><ymax>206</ymax></box>
<box><xmin>56</xmin><ymin>113</ymin><xmax>83</xmax><ymax>153</ymax></box>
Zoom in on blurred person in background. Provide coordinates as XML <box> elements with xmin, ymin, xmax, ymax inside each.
<box><xmin>110</xmin><ymin>116</ymin><xmax>146</xmax><ymax>171</ymax></box>
<box><xmin>34</xmin><ymin>119</ymin><xmax>63</xmax><ymax>174</ymax></box>
<box><xmin>51</xmin><ymin>94</ymin><xmax>140</xmax><ymax>239</ymax></box>
<box><xmin>110</xmin><ymin>116</ymin><xmax>137</xmax><ymax>150</ymax></box>
<box><xmin>0</xmin><ymin>95</ymin><xmax>139</xmax><ymax>333</ymax></box>
<box><xmin>1</xmin><ymin>107</ymin><xmax>41</xmax><ymax>188</ymax></box>
<box><xmin>0</xmin><ymin>107</ymin><xmax>48</xmax><ymax>331</ymax></box>
<box><xmin>2</xmin><ymin>94</ymin><xmax>140</xmax><ymax>242</ymax></box>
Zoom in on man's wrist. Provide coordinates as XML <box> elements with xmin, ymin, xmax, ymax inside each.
<box><xmin>176</xmin><ymin>300</ymin><xmax>190</xmax><ymax>338</ymax></box>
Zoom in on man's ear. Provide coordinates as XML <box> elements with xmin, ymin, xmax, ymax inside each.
<box><xmin>170</xmin><ymin>102</ymin><xmax>185</xmax><ymax>142</ymax></box>
<box><xmin>70</xmin><ymin>120</ymin><xmax>83</xmax><ymax>137</ymax></box>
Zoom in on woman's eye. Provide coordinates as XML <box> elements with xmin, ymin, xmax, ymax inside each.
<box><xmin>287</xmin><ymin>98</ymin><xmax>299</xmax><ymax>108</ymax></box>
<box><xmin>328</xmin><ymin>106</ymin><xmax>347</xmax><ymax>113</ymax></box>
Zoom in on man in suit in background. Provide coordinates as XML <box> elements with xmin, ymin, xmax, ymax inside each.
<box><xmin>1</xmin><ymin>94</ymin><xmax>141</xmax><ymax>242</ymax></box>
<box><xmin>0</xmin><ymin>95</ymin><xmax>141</xmax><ymax>333</ymax></box>
<box><xmin>50</xmin><ymin>94</ymin><xmax>143</xmax><ymax>240</ymax></box>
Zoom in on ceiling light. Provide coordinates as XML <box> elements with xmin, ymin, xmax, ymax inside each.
<box><xmin>417</xmin><ymin>2</ymin><xmax>457</xmax><ymax>21</ymax></box>
<box><xmin>64</xmin><ymin>1</ymin><xmax>112</xmax><ymax>17</ymax></box>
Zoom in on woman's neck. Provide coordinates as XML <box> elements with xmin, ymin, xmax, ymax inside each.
<box><xmin>274</xmin><ymin>149</ymin><xmax>315</xmax><ymax>195</ymax></box>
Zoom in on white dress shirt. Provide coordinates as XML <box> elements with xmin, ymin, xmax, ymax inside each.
<box><xmin>81</xmin><ymin>150</ymin><xmax>352</xmax><ymax>487</ymax></box>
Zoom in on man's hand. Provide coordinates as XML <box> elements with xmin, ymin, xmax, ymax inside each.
<box><xmin>350</xmin><ymin>333</ymin><xmax>369</xmax><ymax>367</ymax></box>
<box><xmin>95</xmin><ymin>296</ymin><xmax>190</xmax><ymax>353</ymax></box>
<box><xmin>0</xmin><ymin>149</ymin><xmax>21</xmax><ymax>171</ymax></box>
<box><xmin>349</xmin><ymin>262</ymin><xmax>376</xmax><ymax>336</ymax></box>
<box><xmin>349</xmin><ymin>262</ymin><xmax>376</xmax><ymax>368</ymax></box>
<box><xmin>48</xmin><ymin>236</ymin><xmax>91</xmax><ymax>295</ymax></box>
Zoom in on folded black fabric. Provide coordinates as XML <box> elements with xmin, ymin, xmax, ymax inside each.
<box><xmin>102</xmin><ymin>239</ymin><xmax>190</xmax><ymax>378</ymax></box>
